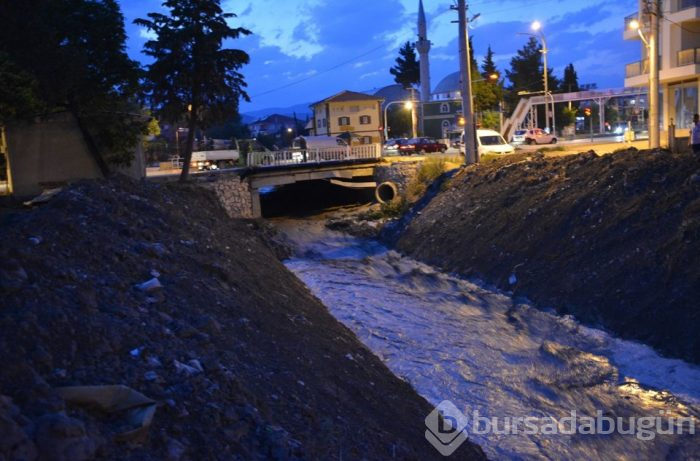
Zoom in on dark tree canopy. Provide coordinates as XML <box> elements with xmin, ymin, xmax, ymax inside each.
<box><xmin>390</xmin><ymin>41</ymin><xmax>420</xmax><ymax>89</ymax></box>
<box><xmin>481</xmin><ymin>46</ymin><xmax>498</xmax><ymax>80</ymax></box>
<box><xmin>562</xmin><ymin>63</ymin><xmax>580</xmax><ymax>93</ymax></box>
<box><xmin>136</xmin><ymin>0</ymin><xmax>251</xmax><ymax>180</ymax></box>
<box><xmin>0</xmin><ymin>0</ymin><xmax>146</xmax><ymax>172</ymax></box>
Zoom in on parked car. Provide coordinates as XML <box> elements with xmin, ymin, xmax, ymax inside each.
<box><xmin>383</xmin><ymin>138</ymin><xmax>408</xmax><ymax>155</ymax></box>
<box><xmin>523</xmin><ymin>128</ymin><xmax>557</xmax><ymax>145</ymax></box>
<box><xmin>398</xmin><ymin>137</ymin><xmax>448</xmax><ymax>154</ymax></box>
<box><xmin>511</xmin><ymin>129</ymin><xmax>528</xmax><ymax>144</ymax></box>
<box><xmin>476</xmin><ymin>129</ymin><xmax>514</xmax><ymax>156</ymax></box>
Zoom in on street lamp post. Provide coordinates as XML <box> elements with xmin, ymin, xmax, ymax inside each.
<box><xmin>629</xmin><ymin>11</ymin><xmax>660</xmax><ymax>149</ymax></box>
<box><xmin>520</xmin><ymin>22</ymin><xmax>555</xmax><ymax>135</ymax></box>
<box><xmin>383</xmin><ymin>99</ymin><xmax>414</xmax><ymax>140</ymax></box>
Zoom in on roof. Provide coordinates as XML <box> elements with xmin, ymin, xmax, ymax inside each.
<box><xmin>373</xmin><ymin>84</ymin><xmax>419</xmax><ymax>107</ymax></box>
<box><xmin>433</xmin><ymin>71</ymin><xmax>461</xmax><ymax>95</ymax></box>
<box><xmin>311</xmin><ymin>90</ymin><xmax>383</xmax><ymax>107</ymax></box>
<box><xmin>251</xmin><ymin>113</ymin><xmax>296</xmax><ymax>125</ymax></box>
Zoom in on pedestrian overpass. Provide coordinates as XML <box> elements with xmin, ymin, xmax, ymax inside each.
<box><xmin>502</xmin><ymin>88</ymin><xmax>647</xmax><ymax>142</ymax></box>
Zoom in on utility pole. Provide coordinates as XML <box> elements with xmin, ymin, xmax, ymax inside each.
<box><xmin>648</xmin><ymin>0</ymin><xmax>660</xmax><ymax>148</ymax></box>
<box><xmin>453</xmin><ymin>0</ymin><xmax>477</xmax><ymax>164</ymax></box>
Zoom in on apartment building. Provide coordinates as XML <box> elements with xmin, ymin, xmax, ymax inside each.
<box><xmin>624</xmin><ymin>0</ymin><xmax>700</xmax><ymax>137</ymax></box>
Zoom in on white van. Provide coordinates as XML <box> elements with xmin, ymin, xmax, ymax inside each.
<box><xmin>476</xmin><ymin>129</ymin><xmax>514</xmax><ymax>155</ymax></box>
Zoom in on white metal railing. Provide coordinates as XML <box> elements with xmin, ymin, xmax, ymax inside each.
<box><xmin>246</xmin><ymin>144</ymin><xmax>380</xmax><ymax>168</ymax></box>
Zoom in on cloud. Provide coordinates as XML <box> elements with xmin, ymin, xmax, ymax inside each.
<box><xmin>354</xmin><ymin>61</ymin><xmax>371</xmax><ymax>68</ymax></box>
<box><xmin>139</xmin><ymin>28</ymin><xmax>157</xmax><ymax>40</ymax></box>
<box><xmin>282</xmin><ymin>69</ymin><xmax>319</xmax><ymax>80</ymax></box>
<box><xmin>226</xmin><ymin>0</ymin><xmax>326</xmax><ymax>59</ymax></box>
<box><xmin>360</xmin><ymin>71</ymin><xmax>381</xmax><ymax>79</ymax></box>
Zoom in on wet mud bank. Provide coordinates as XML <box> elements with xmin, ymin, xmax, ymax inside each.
<box><xmin>395</xmin><ymin>149</ymin><xmax>700</xmax><ymax>364</ymax></box>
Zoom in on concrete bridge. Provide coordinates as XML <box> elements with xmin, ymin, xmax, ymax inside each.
<box><xmin>157</xmin><ymin>145</ymin><xmax>417</xmax><ymax>218</ymax></box>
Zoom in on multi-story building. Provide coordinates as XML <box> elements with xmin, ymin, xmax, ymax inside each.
<box><xmin>310</xmin><ymin>90</ymin><xmax>383</xmax><ymax>144</ymax></box>
<box><xmin>624</xmin><ymin>0</ymin><xmax>700</xmax><ymax>137</ymax></box>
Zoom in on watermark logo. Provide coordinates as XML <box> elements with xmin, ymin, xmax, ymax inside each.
<box><xmin>426</xmin><ymin>400</ymin><xmax>696</xmax><ymax>456</ymax></box>
<box><xmin>424</xmin><ymin>400</ymin><xmax>470</xmax><ymax>456</ymax></box>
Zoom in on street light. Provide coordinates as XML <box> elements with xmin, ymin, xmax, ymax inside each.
<box><xmin>628</xmin><ymin>15</ymin><xmax>659</xmax><ymax>148</ymax></box>
<box><xmin>518</xmin><ymin>22</ymin><xmax>555</xmax><ymax>135</ymax></box>
<box><xmin>384</xmin><ymin>100</ymin><xmax>414</xmax><ymax>140</ymax></box>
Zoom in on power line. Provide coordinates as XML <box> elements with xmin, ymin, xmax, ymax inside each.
<box><xmin>250</xmin><ymin>44</ymin><xmax>387</xmax><ymax>98</ymax></box>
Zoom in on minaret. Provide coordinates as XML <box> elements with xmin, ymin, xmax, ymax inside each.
<box><xmin>416</xmin><ymin>0</ymin><xmax>431</xmax><ymax>102</ymax></box>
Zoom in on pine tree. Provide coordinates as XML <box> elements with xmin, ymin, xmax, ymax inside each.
<box><xmin>136</xmin><ymin>0</ymin><xmax>251</xmax><ymax>181</ymax></box>
<box><xmin>481</xmin><ymin>46</ymin><xmax>498</xmax><ymax>80</ymax></box>
<box><xmin>562</xmin><ymin>63</ymin><xmax>580</xmax><ymax>93</ymax></box>
<box><xmin>389</xmin><ymin>41</ymin><xmax>420</xmax><ymax>89</ymax></box>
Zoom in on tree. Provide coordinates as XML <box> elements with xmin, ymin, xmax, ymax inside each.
<box><xmin>0</xmin><ymin>0</ymin><xmax>146</xmax><ymax>174</ymax></box>
<box><xmin>504</xmin><ymin>36</ymin><xmax>559</xmax><ymax>124</ymax></box>
<box><xmin>562</xmin><ymin>63</ymin><xmax>579</xmax><ymax>94</ymax></box>
<box><xmin>136</xmin><ymin>0</ymin><xmax>251</xmax><ymax>181</ymax></box>
<box><xmin>481</xmin><ymin>46</ymin><xmax>498</xmax><ymax>81</ymax></box>
<box><xmin>389</xmin><ymin>41</ymin><xmax>420</xmax><ymax>89</ymax></box>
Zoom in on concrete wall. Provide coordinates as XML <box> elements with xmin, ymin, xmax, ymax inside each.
<box><xmin>7</xmin><ymin>113</ymin><xmax>102</xmax><ymax>196</ymax></box>
<box><xmin>6</xmin><ymin>112</ymin><xmax>145</xmax><ymax>197</ymax></box>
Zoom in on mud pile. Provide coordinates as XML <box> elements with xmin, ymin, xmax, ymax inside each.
<box><xmin>397</xmin><ymin>148</ymin><xmax>700</xmax><ymax>364</ymax></box>
<box><xmin>0</xmin><ymin>176</ymin><xmax>485</xmax><ymax>460</ymax></box>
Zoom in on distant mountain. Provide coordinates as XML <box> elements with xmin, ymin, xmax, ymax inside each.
<box><xmin>241</xmin><ymin>103</ymin><xmax>313</xmax><ymax>124</ymax></box>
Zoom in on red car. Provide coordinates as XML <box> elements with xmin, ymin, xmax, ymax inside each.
<box><xmin>398</xmin><ymin>137</ymin><xmax>448</xmax><ymax>154</ymax></box>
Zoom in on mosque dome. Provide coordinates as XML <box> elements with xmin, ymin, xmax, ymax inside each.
<box><xmin>432</xmin><ymin>71</ymin><xmax>461</xmax><ymax>98</ymax></box>
<box><xmin>373</xmin><ymin>84</ymin><xmax>420</xmax><ymax>107</ymax></box>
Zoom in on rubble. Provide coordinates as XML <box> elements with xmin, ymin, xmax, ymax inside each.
<box><xmin>0</xmin><ymin>176</ymin><xmax>485</xmax><ymax>460</ymax></box>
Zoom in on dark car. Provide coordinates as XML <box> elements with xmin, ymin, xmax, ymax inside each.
<box><xmin>398</xmin><ymin>137</ymin><xmax>448</xmax><ymax>154</ymax></box>
<box><xmin>383</xmin><ymin>138</ymin><xmax>408</xmax><ymax>155</ymax></box>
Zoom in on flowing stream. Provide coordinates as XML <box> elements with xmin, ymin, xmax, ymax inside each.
<box><xmin>274</xmin><ymin>214</ymin><xmax>700</xmax><ymax>460</ymax></box>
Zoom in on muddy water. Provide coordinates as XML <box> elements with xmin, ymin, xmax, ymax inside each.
<box><xmin>273</xmin><ymin>215</ymin><xmax>700</xmax><ymax>460</ymax></box>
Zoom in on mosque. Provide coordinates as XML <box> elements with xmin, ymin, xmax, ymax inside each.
<box><xmin>373</xmin><ymin>0</ymin><xmax>467</xmax><ymax>141</ymax></box>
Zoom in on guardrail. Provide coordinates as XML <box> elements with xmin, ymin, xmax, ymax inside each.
<box><xmin>246</xmin><ymin>144</ymin><xmax>380</xmax><ymax>168</ymax></box>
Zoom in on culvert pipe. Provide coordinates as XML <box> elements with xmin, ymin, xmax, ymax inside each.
<box><xmin>375</xmin><ymin>181</ymin><xmax>398</xmax><ymax>204</ymax></box>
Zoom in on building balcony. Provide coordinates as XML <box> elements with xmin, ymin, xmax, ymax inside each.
<box><xmin>626</xmin><ymin>59</ymin><xmax>649</xmax><ymax>78</ymax></box>
<box><xmin>678</xmin><ymin>47</ymin><xmax>700</xmax><ymax>66</ymax></box>
<box><xmin>671</xmin><ymin>0</ymin><xmax>700</xmax><ymax>14</ymax></box>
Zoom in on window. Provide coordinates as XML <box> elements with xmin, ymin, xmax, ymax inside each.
<box><xmin>440</xmin><ymin>103</ymin><xmax>450</xmax><ymax>114</ymax></box>
<box><xmin>360</xmin><ymin>136</ymin><xmax>372</xmax><ymax>144</ymax></box>
<box><xmin>673</xmin><ymin>83</ymin><xmax>695</xmax><ymax>129</ymax></box>
<box><xmin>349</xmin><ymin>105</ymin><xmax>360</xmax><ymax>113</ymax></box>
<box><xmin>338</xmin><ymin>116</ymin><xmax>350</xmax><ymax>126</ymax></box>
<box><xmin>359</xmin><ymin>115</ymin><xmax>371</xmax><ymax>125</ymax></box>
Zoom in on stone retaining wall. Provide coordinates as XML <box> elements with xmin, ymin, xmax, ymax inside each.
<box><xmin>374</xmin><ymin>161</ymin><xmax>419</xmax><ymax>195</ymax></box>
<box><xmin>197</xmin><ymin>173</ymin><xmax>254</xmax><ymax>218</ymax></box>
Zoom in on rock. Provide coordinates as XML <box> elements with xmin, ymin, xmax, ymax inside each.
<box><xmin>165</xmin><ymin>438</ymin><xmax>186</xmax><ymax>461</ymax></box>
<box><xmin>134</xmin><ymin>277</ymin><xmax>163</xmax><ymax>293</ymax></box>
<box><xmin>0</xmin><ymin>258</ymin><xmax>28</xmax><ymax>293</ymax></box>
<box><xmin>0</xmin><ymin>396</ymin><xmax>37</xmax><ymax>461</ymax></box>
<box><xmin>34</xmin><ymin>414</ymin><xmax>99</xmax><ymax>461</ymax></box>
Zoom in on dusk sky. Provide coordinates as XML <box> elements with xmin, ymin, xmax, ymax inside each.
<box><xmin>119</xmin><ymin>0</ymin><xmax>641</xmax><ymax>116</ymax></box>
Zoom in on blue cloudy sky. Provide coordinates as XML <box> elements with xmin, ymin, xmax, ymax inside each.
<box><xmin>120</xmin><ymin>0</ymin><xmax>641</xmax><ymax>114</ymax></box>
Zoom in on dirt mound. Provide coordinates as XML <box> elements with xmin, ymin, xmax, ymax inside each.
<box><xmin>397</xmin><ymin>148</ymin><xmax>700</xmax><ymax>364</ymax></box>
<box><xmin>0</xmin><ymin>176</ymin><xmax>485</xmax><ymax>460</ymax></box>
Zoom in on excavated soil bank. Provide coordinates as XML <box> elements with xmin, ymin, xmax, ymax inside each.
<box><xmin>0</xmin><ymin>176</ymin><xmax>485</xmax><ymax>460</ymax></box>
<box><xmin>397</xmin><ymin>148</ymin><xmax>700</xmax><ymax>364</ymax></box>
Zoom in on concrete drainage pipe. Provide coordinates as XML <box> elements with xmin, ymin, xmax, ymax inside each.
<box><xmin>375</xmin><ymin>181</ymin><xmax>398</xmax><ymax>204</ymax></box>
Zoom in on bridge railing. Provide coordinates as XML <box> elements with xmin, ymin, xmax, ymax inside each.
<box><xmin>246</xmin><ymin>144</ymin><xmax>380</xmax><ymax>168</ymax></box>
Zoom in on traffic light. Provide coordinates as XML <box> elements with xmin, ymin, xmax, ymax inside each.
<box><xmin>583</xmin><ymin>107</ymin><xmax>592</xmax><ymax>117</ymax></box>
